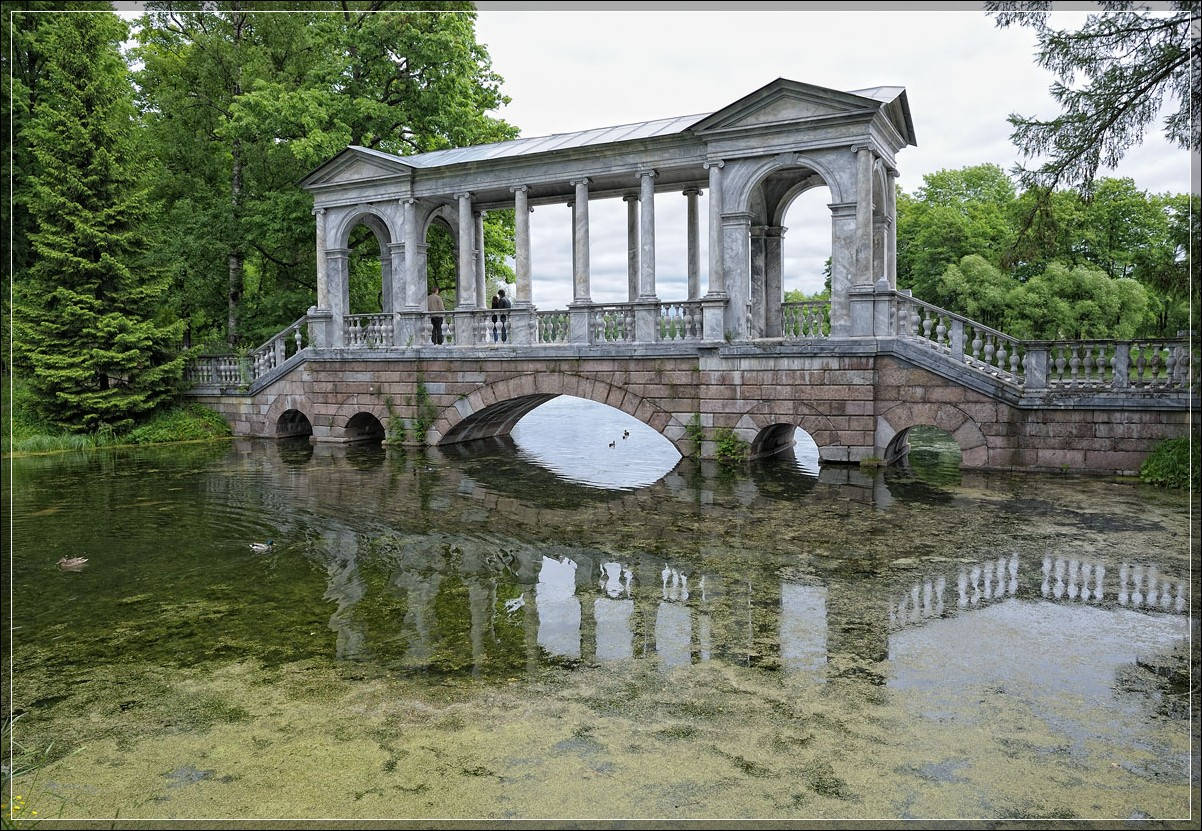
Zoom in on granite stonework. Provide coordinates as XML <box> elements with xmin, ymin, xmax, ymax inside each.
<box><xmin>190</xmin><ymin>346</ymin><xmax>1191</xmax><ymax>475</ymax></box>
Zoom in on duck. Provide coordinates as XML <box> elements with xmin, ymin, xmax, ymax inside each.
<box><xmin>623</xmin><ymin>430</ymin><xmax>630</xmax><ymax>439</ymax></box>
<box><xmin>249</xmin><ymin>540</ymin><xmax>274</xmax><ymax>553</ymax></box>
<box><xmin>609</xmin><ymin>441</ymin><xmax>616</xmax><ymax>448</ymax></box>
<box><xmin>57</xmin><ymin>556</ymin><xmax>88</xmax><ymax>571</ymax></box>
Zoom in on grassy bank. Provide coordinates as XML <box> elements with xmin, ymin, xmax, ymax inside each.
<box><xmin>3</xmin><ymin>379</ymin><xmax>231</xmax><ymax>456</ymax></box>
<box><xmin>1138</xmin><ymin>437</ymin><xmax>1199</xmax><ymax>490</ymax></box>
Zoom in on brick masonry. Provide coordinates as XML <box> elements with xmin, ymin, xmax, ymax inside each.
<box><xmin>190</xmin><ymin>353</ymin><xmax>1192</xmax><ymax>474</ymax></box>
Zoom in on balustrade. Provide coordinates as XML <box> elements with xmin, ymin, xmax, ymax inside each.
<box><xmin>896</xmin><ymin>294</ymin><xmax>1026</xmax><ymax>387</ymax></box>
<box><xmin>344</xmin><ymin>313</ymin><xmax>394</xmax><ymax>348</ymax></box>
<box><xmin>658</xmin><ymin>301</ymin><xmax>703</xmax><ymax>342</ymax></box>
<box><xmin>780</xmin><ymin>301</ymin><xmax>830</xmax><ymax>339</ymax></box>
<box><xmin>537</xmin><ymin>310</ymin><xmax>570</xmax><ymax>344</ymax></box>
<box><xmin>590</xmin><ymin>305</ymin><xmax>635</xmax><ymax>343</ymax></box>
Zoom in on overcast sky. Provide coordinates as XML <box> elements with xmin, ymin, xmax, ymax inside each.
<box><xmin>469</xmin><ymin>4</ymin><xmax>1195</xmax><ymax>307</ymax></box>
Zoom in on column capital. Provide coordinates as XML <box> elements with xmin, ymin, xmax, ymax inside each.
<box><xmin>886</xmin><ymin>167</ymin><xmax>900</xmax><ymax>179</ymax></box>
<box><xmin>622</xmin><ymin>192</ymin><xmax>640</xmax><ymax>203</ymax></box>
<box><xmin>566</xmin><ymin>200</ymin><xmax>574</xmax><ymax>209</ymax></box>
<box><xmin>850</xmin><ymin>144</ymin><xmax>874</xmax><ymax>156</ymax></box>
<box><xmin>454</xmin><ymin>191</ymin><xmax>473</xmax><ymax>201</ymax></box>
<box><xmin>569</xmin><ymin>177</ymin><xmax>591</xmax><ymax>187</ymax></box>
<box><xmin>473</xmin><ymin>208</ymin><xmax>487</xmax><ymax>218</ymax></box>
<box><xmin>749</xmin><ymin>225</ymin><xmax>770</xmax><ymax>238</ymax></box>
<box><xmin>312</xmin><ymin>206</ymin><xmax>326</xmax><ymax>216</ymax></box>
<box><xmin>766</xmin><ymin>225</ymin><xmax>787</xmax><ymax>238</ymax></box>
<box><xmin>400</xmin><ymin>197</ymin><xmax>417</xmax><ymax>206</ymax></box>
<box><xmin>637</xmin><ymin>169</ymin><xmax>658</xmax><ymax>180</ymax></box>
<box><xmin>387</xmin><ymin>241</ymin><xmax>406</xmax><ymax>252</ymax></box>
<box><xmin>682</xmin><ymin>186</ymin><xmax>702</xmax><ymax>197</ymax></box>
<box><xmin>325</xmin><ymin>247</ymin><xmax>350</xmax><ymax>258</ymax></box>
<box><xmin>509</xmin><ymin>184</ymin><xmax>529</xmax><ymax>194</ymax></box>
<box><xmin>702</xmin><ymin>159</ymin><xmax>725</xmax><ymax>170</ymax></box>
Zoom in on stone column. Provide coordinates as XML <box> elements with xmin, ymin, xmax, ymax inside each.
<box><xmin>886</xmin><ymin>168</ymin><xmax>899</xmax><ymax>289</ymax></box>
<box><xmin>764</xmin><ymin>226</ymin><xmax>785</xmax><ymax>337</ymax></box>
<box><xmin>722</xmin><ymin>213</ymin><xmax>752</xmax><ymax>340</ymax></box>
<box><xmin>872</xmin><ymin>214</ymin><xmax>887</xmax><ymax>286</ymax></box>
<box><xmin>684</xmin><ymin>186</ymin><xmax>701</xmax><ymax>300</ymax></box>
<box><xmin>749</xmin><ymin>225</ymin><xmax>768</xmax><ymax>338</ymax></box>
<box><xmin>854</xmin><ymin>146</ymin><xmax>875</xmax><ymax>286</ymax></box>
<box><xmin>403</xmin><ymin>198</ymin><xmax>421</xmax><ymax>308</ymax></box>
<box><xmin>386</xmin><ymin>242</ymin><xmax>405</xmax><ymax>313</ymax></box>
<box><xmin>571</xmin><ymin>178</ymin><xmax>591</xmax><ymax>302</ymax></box>
<box><xmin>314</xmin><ymin>207</ymin><xmax>328</xmax><ymax>310</ymax></box>
<box><xmin>474</xmin><ymin>210</ymin><xmax>487</xmax><ymax>310</ymax></box>
<box><xmin>638</xmin><ymin>170</ymin><xmax>658</xmax><ymax>300</ymax></box>
<box><xmin>828</xmin><ymin>202</ymin><xmax>857</xmax><ymax>338</ymax></box>
<box><xmin>512</xmin><ymin>185</ymin><xmax>532</xmax><ymax>307</ymax></box>
<box><xmin>456</xmin><ymin>192</ymin><xmax>476</xmax><ymax>309</ymax></box>
<box><xmin>324</xmin><ymin>247</ymin><xmax>349</xmax><ymax>347</ymax></box>
<box><xmin>624</xmin><ymin>193</ymin><xmax>640</xmax><ymax>302</ymax></box>
<box><xmin>704</xmin><ymin>161</ymin><xmax>725</xmax><ymax>296</ymax></box>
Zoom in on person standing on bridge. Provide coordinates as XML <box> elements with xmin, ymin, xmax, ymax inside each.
<box><xmin>427</xmin><ymin>282</ymin><xmax>445</xmax><ymax>345</ymax></box>
<box><xmin>491</xmin><ymin>288</ymin><xmax>511</xmax><ymax>342</ymax></box>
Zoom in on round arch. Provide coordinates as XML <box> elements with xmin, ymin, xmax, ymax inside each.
<box><xmin>428</xmin><ymin>372</ymin><xmax>691</xmax><ymax>457</ymax></box>
<box><xmin>730</xmin><ymin>152</ymin><xmax>847</xmax><ymax>214</ymax></box>
<box><xmin>733</xmin><ymin>400</ymin><xmax>845</xmax><ymax>463</ymax></box>
<box><xmin>330</xmin><ymin>206</ymin><xmax>393</xmax><ymax>251</ymax></box>
<box><xmin>876</xmin><ymin>402</ymin><xmax>989</xmax><ymax>468</ymax></box>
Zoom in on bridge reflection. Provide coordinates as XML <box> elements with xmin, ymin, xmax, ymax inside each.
<box><xmin>302</xmin><ymin>530</ymin><xmax>1187</xmax><ymax>685</ymax></box>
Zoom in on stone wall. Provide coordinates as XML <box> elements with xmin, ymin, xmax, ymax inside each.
<box><xmin>190</xmin><ymin>351</ymin><xmax>1192</xmax><ymax>474</ymax></box>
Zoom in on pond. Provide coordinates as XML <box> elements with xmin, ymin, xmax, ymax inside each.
<box><xmin>3</xmin><ymin>399</ymin><xmax>1196</xmax><ymax>823</ymax></box>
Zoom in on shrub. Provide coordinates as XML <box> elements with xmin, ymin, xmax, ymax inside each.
<box><xmin>1139</xmin><ymin>437</ymin><xmax>1198</xmax><ymax>489</ymax></box>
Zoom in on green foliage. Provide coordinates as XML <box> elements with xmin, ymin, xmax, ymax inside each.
<box><xmin>135</xmin><ymin>3</ymin><xmax>517</xmax><ymax>347</ymax></box>
<box><xmin>382</xmin><ymin>394</ymin><xmax>407</xmax><ymax>446</ymax></box>
<box><xmin>411</xmin><ymin>373</ymin><xmax>439</xmax><ymax>442</ymax></box>
<box><xmin>713</xmin><ymin>427</ymin><xmax>749</xmax><ymax>467</ymax></box>
<box><xmin>11</xmin><ymin>10</ymin><xmax>184</xmax><ymax>434</ymax></box>
<box><xmin>988</xmin><ymin>3</ymin><xmax>1197</xmax><ymax>196</ymax></box>
<box><xmin>686</xmin><ymin>413</ymin><xmax>704</xmax><ymax>458</ymax></box>
<box><xmin>1139</xmin><ymin>438</ymin><xmax>1199</xmax><ymax>490</ymax></box>
<box><xmin>897</xmin><ymin>165</ymin><xmax>1190</xmax><ymax>339</ymax></box>
<box><xmin>125</xmin><ymin>404</ymin><xmax>232</xmax><ymax>445</ymax></box>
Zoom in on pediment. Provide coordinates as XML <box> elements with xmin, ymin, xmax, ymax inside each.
<box><xmin>690</xmin><ymin>79</ymin><xmax>879</xmax><ymax>133</ymax></box>
<box><xmin>299</xmin><ymin>147</ymin><xmax>412</xmax><ymax>190</ymax></box>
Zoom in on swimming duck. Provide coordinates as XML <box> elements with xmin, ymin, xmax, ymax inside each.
<box><xmin>57</xmin><ymin>556</ymin><xmax>88</xmax><ymax>571</ymax></box>
<box><xmin>609</xmin><ymin>441</ymin><xmax>616</xmax><ymax>448</ymax></box>
<box><xmin>249</xmin><ymin>540</ymin><xmax>274</xmax><ymax>553</ymax></box>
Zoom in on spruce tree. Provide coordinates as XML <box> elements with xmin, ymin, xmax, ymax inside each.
<box><xmin>14</xmin><ymin>10</ymin><xmax>183</xmax><ymax>433</ymax></box>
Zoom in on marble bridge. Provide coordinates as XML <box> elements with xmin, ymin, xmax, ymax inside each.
<box><xmin>185</xmin><ymin>79</ymin><xmax>1195</xmax><ymax>473</ymax></box>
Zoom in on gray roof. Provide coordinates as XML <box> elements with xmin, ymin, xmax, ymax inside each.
<box><xmin>361</xmin><ymin>112</ymin><xmax>709</xmax><ymax>170</ymax></box>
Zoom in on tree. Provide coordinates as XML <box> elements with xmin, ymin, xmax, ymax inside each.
<box><xmin>13</xmin><ymin>11</ymin><xmax>184</xmax><ymax>432</ymax></box>
<box><xmin>895</xmin><ymin>164</ymin><xmax>1017</xmax><ymax>300</ymax></box>
<box><xmin>1005</xmin><ymin>262</ymin><xmax>1149</xmax><ymax>341</ymax></box>
<box><xmin>988</xmin><ymin>2</ymin><xmax>1199</xmax><ymax>195</ymax></box>
<box><xmin>136</xmin><ymin>2</ymin><xmax>518</xmax><ymax>348</ymax></box>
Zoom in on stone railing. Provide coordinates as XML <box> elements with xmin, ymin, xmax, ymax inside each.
<box><xmin>248</xmin><ymin>316</ymin><xmax>309</xmax><ymax>378</ymax></box>
<box><xmin>537</xmin><ymin>310</ymin><xmax>570</xmax><ymax>344</ymax></box>
<box><xmin>344</xmin><ymin>313</ymin><xmax>394</xmax><ymax>348</ymax></box>
<box><xmin>590</xmin><ymin>304</ymin><xmax>635</xmax><ymax>343</ymax></box>
<box><xmin>1042</xmin><ymin>339</ymin><xmax>1192</xmax><ymax>390</ymax></box>
<box><xmin>658</xmin><ymin>301</ymin><xmax>703</xmax><ymax>342</ymax></box>
<box><xmin>780</xmin><ymin>301</ymin><xmax>831</xmax><ymax>339</ymax></box>
<box><xmin>895</xmin><ymin>294</ymin><xmax>1027</xmax><ymax>387</ymax></box>
<box><xmin>184</xmin><ymin>354</ymin><xmax>243</xmax><ymax>387</ymax></box>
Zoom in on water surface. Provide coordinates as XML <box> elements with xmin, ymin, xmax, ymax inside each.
<box><xmin>3</xmin><ymin>407</ymin><xmax>1196</xmax><ymax>823</ymax></box>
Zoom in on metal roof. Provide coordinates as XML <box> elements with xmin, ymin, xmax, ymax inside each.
<box><xmin>363</xmin><ymin>112</ymin><xmax>710</xmax><ymax>170</ymax></box>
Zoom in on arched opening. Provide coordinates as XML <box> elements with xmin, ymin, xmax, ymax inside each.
<box><xmin>748</xmin><ymin>165</ymin><xmax>836</xmax><ymax>338</ymax></box>
<box><xmin>345</xmin><ymin>214</ymin><xmax>391</xmax><ymax>314</ymax></box>
<box><xmin>276</xmin><ymin>408</ymin><xmax>313</xmax><ymax>439</ymax></box>
<box><xmin>750</xmin><ymin>423</ymin><xmax>820</xmax><ymax>475</ymax></box>
<box><xmin>425</xmin><ymin>216</ymin><xmax>457</xmax><ymax>306</ymax></box>
<box><xmin>510</xmin><ymin>396</ymin><xmax>681</xmax><ymax>489</ymax></box>
<box><xmin>781</xmin><ymin>185</ymin><xmax>833</xmax><ymax>302</ymax></box>
<box><xmin>345</xmin><ymin>412</ymin><xmax>385</xmax><ymax>444</ymax></box>
<box><xmin>885</xmin><ymin>425</ymin><xmax>962</xmax><ymax>485</ymax></box>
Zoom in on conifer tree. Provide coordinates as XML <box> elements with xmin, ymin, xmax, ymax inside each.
<box><xmin>13</xmin><ymin>10</ymin><xmax>184</xmax><ymax>432</ymax></box>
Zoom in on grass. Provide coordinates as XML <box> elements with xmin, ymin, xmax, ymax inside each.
<box><xmin>3</xmin><ymin>378</ymin><xmax>231</xmax><ymax>457</ymax></box>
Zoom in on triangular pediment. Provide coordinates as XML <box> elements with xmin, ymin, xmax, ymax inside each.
<box><xmin>299</xmin><ymin>147</ymin><xmax>413</xmax><ymax>189</ymax></box>
<box><xmin>690</xmin><ymin>79</ymin><xmax>882</xmax><ymax>133</ymax></box>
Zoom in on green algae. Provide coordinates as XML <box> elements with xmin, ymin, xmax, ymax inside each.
<box><xmin>3</xmin><ymin>439</ymin><xmax>1196</xmax><ymax>823</ymax></box>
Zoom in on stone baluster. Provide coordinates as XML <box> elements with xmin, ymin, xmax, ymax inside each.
<box><xmin>949</xmin><ymin>318</ymin><xmax>965</xmax><ymax>361</ymax></box>
<box><xmin>995</xmin><ymin>339</ymin><xmax>1008</xmax><ymax>377</ymax></box>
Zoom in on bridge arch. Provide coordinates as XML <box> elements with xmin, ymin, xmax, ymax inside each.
<box><xmin>736</xmin><ymin>401</ymin><xmax>846</xmax><ymax>462</ymax></box>
<box><xmin>876</xmin><ymin>403</ymin><xmax>988</xmax><ymax>468</ymax></box>
<box><xmin>428</xmin><ymin>373</ymin><xmax>691</xmax><ymax>456</ymax></box>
